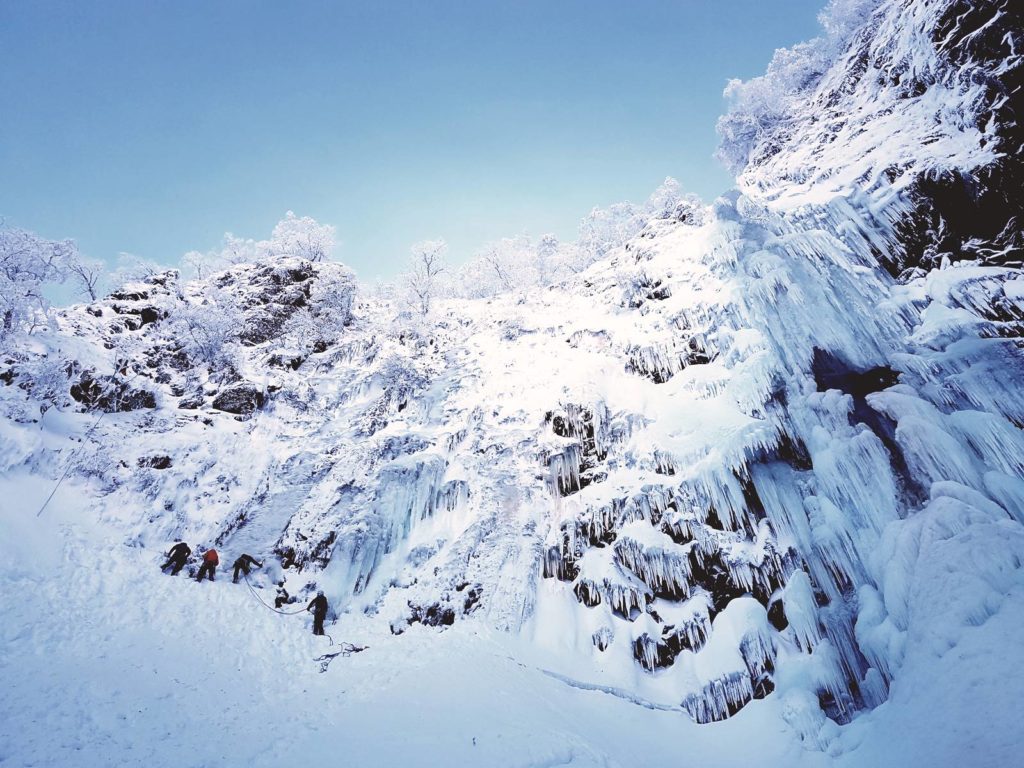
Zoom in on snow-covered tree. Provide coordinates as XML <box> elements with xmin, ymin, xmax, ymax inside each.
<box><xmin>357</xmin><ymin>346</ymin><xmax>437</xmax><ymax>434</ymax></box>
<box><xmin>536</xmin><ymin>233</ymin><xmax>560</xmax><ymax>286</ymax></box>
<box><xmin>219</xmin><ymin>234</ymin><xmax>264</xmax><ymax>266</ymax></box>
<box><xmin>402</xmin><ymin>239</ymin><xmax>448</xmax><ymax>316</ymax></box>
<box><xmin>180</xmin><ymin>213</ymin><xmax>338</xmax><ymax>278</ymax></box>
<box><xmin>472</xmin><ymin>236</ymin><xmax>537</xmax><ymax>296</ymax></box>
<box><xmin>577</xmin><ymin>201</ymin><xmax>647</xmax><ymax>262</ymax></box>
<box><xmin>715</xmin><ymin>0</ymin><xmax>880</xmax><ymax>174</ymax></box>
<box><xmin>181</xmin><ymin>250</ymin><xmax>213</xmax><ymax>280</ymax></box>
<box><xmin>21</xmin><ymin>354</ymin><xmax>74</xmax><ymax>415</ymax></box>
<box><xmin>576</xmin><ymin>178</ymin><xmax>704</xmax><ymax>265</ymax></box>
<box><xmin>0</xmin><ymin>226</ymin><xmax>75</xmax><ymax>342</ymax></box>
<box><xmin>312</xmin><ymin>266</ymin><xmax>356</xmax><ymax>328</ymax></box>
<box><xmin>270</xmin><ymin>211</ymin><xmax>336</xmax><ymax>262</ymax></box>
<box><xmin>283</xmin><ymin>265</ymin><xmax>357</xmax><ymax>351</ymax></box>
<box><xmin>453</xmin><ymin>234</ymin><xmax>579</xmax><ymax>298</ymax></box>
<box><xmin>113</xmin><ymin>252</ymin><xmax>163</xmax><ymax>289</ymax></box>
<box><xmin>645</xmin><ymin>177</ymin><xmax>706</xmax><ymax>225</ymax></box>
<box><xmin>67</xmin><ymin>254</ymin><xmax>106</xmax><ymax>302</ymax></box>
<box><xmin>169</xmin><ymin>289</ymin><xmax>244</xmax><ymax>376</ymax></box>
<box><xmin>180</xmin><ymin>235</ymin><xmax>262</xmax><ymax>279</ymax></box>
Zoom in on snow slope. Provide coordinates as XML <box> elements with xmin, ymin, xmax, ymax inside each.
<box><xmin>2</xmin><ymin>484</ymin><xmax>829</xmax><ymax>768</ymax></box>
<box><xmin>3</xmin><ymin>0</ymin><xmax>1024</xmax><ymax>765</ymax></box>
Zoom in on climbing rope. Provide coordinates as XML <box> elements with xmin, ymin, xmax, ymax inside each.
<box><xmin>240</xmin><ymin>573</ymin><xmax>368</xmax><ymax>670</ymax></box>
<box><xmin>35</xmin><ymin>407</ymin><xmax>107</xmax><ymax>517</ymax></box>
<box><xmin>35</xmin><ymin>365</ymin><xmax>142</xmax><ymax>518</ymax></box>
<box><xmin>315</xmin><ymin>642</ymin><xmax>367</xmax><ymax>673</ymax></box>
<box><xmin>242</xmin><ymin>572</ymin><xmax>307</xmax><ymax>615</ymax></box>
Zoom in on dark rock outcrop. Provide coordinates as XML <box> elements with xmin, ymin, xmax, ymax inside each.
<box><xmin>211</xmin><ymin>383</ymin><xmax>266</xmax><ymax>415</ymax></box>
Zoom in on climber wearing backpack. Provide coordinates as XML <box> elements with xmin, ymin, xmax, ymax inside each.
<box><xmin>161</xmin><ymin>541</ymin><xmax>191</xmax><ymax>575</ymax></box>
<box><xmin>196</xmin><ymin>548</ymin><xmax>219</xmax><ymax>582</ymax></box>
<box><xmin>232</xmin><ymin>553</ymin><xmax>264</xmax><ymax>583</ymax></box>
<box><xmin>307</xmin><ymin>590</ymin><xmax>329</xmax><ymax>636</ymax></box>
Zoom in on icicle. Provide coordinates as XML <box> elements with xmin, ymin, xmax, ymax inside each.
<box><xmin>681</xmin><ymin>672</ymin><xmax>755</xmax><ymax>724</ymax></box>
<box><xmin>624</xmin><ymin>343</ymin><xmax>689</xmax><ymax>383</ymax></box>
<box><xmin>614</xmin><ymin>525</ymin><xmax>695</xmax><ymax>599</ymax></box>
<box><xmin>573</xmin><ymin>546</ymin><xmax>652</xmax><ymax>620</ymax></box>
<box><xmin>546</xmin><ymin>444</ymin><xmax>583</xmax><ymax>496</ymax></box>
<box><xmin>983</xmin><ymin>470</ymin><xmax>1024</xmax><ymax>526</ymax></box>
<box><xmin>783</xmin><ymin>571</ymin><xmax>821</xmax><ymax>651</ymax></box>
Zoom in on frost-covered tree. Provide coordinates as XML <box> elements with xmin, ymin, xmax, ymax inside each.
<box><xmin>22</xmin><ymin>354</ymin><xmax>74</xmax><ymax>415</ymax></box>
<box><xmin>716</xmin><ymin>42</ymin><xmax>830</xmax><ymax>175</ymax></box>
<box><xmin>0</xmin><ymin>226</ymin><xmax>75</xmax><ymax>342</ymax></box>
<box><xmin>444</xmin><ymin>180</ymin><xmax>705</xmax><ymax>300</ymax></box>
<box><xmin>536</xmin><ymin>233</ymin><xmax>560</xmax><ymax>286</ymax></box>
<box><xmin>170</xmin><ymin>289</ymin><xmax>244</xmax><ymax>376</ymax></box>
<box><xmin>577</xmin><ymin>201</ymin><xmax>647</xmax><ymax>262</ymax></box>
<box><xmin>180</xmin><ymin>213</ymin><xmax>338</xmax><ymax>278</ymax></box>
<box><xmin>645</xmin><ymin>177</ymin><xmax>706</xmax><ymax>225</ymax></box>
<box><xmin>181</xmin><ymin>250</ymin><xmax>213</xmax><ymax>280</ymax></box>
<box><xmin>357</xmin><ymin>347</ymin><xmax>436</xmax><ymax>434</ymax></box>
<box><xmin>67</xmin><ymin>254</ymin><xmax>106</xmax><ymax>302</ymax></box>
<box><xmin>576</xmin><ymin>177</ymin><xmax>704</xmax><ymax>264</ymax></box>
<box><xmin>312</xmin><ymin>266</ymin><xmax>356</xmax><ymax>328</ymax></box>
<box><xmin>454</xmin><ymin>234</ymin><xmax>577</xmax><ymax>298</ymax></box>
<box><xmin>715</xmin><ymin>0</ymin><xmax>881</xmax><ymax>174</ymax></box>
<box><xmin>113</xmin><ymin>252</ymin><xmax>164</xmax><ymax>289</ymax></box>
<box><xmin>529</xmin><ymin>235</ymin><xmax>591</xmax><ymax>280</ymax></box>
<box><xmin>270</xmin><ymin>211</ymin><xmax>336</xmax><ymax>262</ymax></box>
<box><xmin>402</xmin><ymin>239</ymin><xmax>448</xmax><ymax>316</ymax></box>
<box><xmin>379</xmin><ymin>350</ymin><xmax>432</xmax><ymax>409</ymax></box>
<box><xmin>180</xmin><ymin>235</ymin><xmax>262</xmax><ymax>279</ymax></box>
<box><xmin>220</xmin><ymin>233</ymin><xmax>264</xmax><ymax>265</ymax></box>
<box><xmin>474</xmin><ymin>236</ymin><xmax>537</xmax><ymax>296</ymax></box>
<box><xmin>282</xmin><ymin>265</ymin><xmax>357</xmax><ymax>351</ymax></box>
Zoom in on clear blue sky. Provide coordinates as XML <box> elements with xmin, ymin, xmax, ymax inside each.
<box><xmin>0</xmin><ymin>0</ymin><xmax>826</xmax><ymax>281</ymax></box>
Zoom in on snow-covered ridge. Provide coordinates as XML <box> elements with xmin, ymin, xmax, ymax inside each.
<box><xmin>3</xmin><ymin>0</ymin><xmax>1024</xmax><ymax>760</ymax></box>
<box><xmin>719</xmin><ymin>0</ymin><xmax>1022</xmax><ymax>274</ymax></box>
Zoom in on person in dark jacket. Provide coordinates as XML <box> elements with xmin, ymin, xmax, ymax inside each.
<box><xmin>307</xmin><ymin>590</ymin><xmax>328</xmax><ymax>636</ymax></box>
<box><xmin>232</xmin><ymin>554</ymin><xmax>263</xmax><ymax>583</ymax></box>
<box><xmin>161</xmin><ymin>542</ymin><xmax>191</xmax><ymax>575</ymax></box>
<box><xmin>274</xmin><ymin>581</ymin><xmax>292</xmax><ymax>608</ymax></box>
<box><xmin>196</xmin><ymin>548</ymin><xmax>219</xmax><ymax>582</ymax></box>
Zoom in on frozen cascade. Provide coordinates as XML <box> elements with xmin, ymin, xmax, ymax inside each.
<box><xmin>316</xmin><ymin>453</ymin><xmax>460</xmax><ymax>598</ymax></box>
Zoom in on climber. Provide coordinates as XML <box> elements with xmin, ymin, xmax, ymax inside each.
<box><xmin>196</xmin><ymin>548</ymin><xmax>219</xmax><ymax>582</ymax></box>
<box><xmin>307</xmin><ymin>590</ymin><xmax>329</xmax><ymax>636</ymax></box>
<box><xmin>274</xmin><ymin>581</ymin><xmax>292</xmax><ymax>608</ymax></box>
<box><xmin>232</xmin><ymin>553</ymin><xmax>263</xmax><ymax>583</ymax></box>
<box><xmin>161</xmin><ymin>541</ymin><xmax>191</xmax><ymax>575</ymax></box>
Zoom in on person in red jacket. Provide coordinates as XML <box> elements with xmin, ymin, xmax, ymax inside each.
<box><xmin>196</xmin><ymin>548</ymin><xmax>219</xmax><ymax>582</ymax></box>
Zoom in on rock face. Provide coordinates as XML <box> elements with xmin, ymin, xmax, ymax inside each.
<box><xmin>69</xmin><ymin>372</ymin><xmax>157</xmax><ymax>413</ymax></box>
<box><xmin>211</xmin><ymin>384</ymin><xmax>265</xmax><ymax>415</ymax></box>
<box><xmin>724</xmin><ymin>0</ymin><xmax>1023</xmax><ymax>273</ymax></box>
<box><xmin>215</xmin><ymin>260</ymin><xmax>317</xmax><ymax>345</ymax></box>
<box><xmin>3</xmin><ymin>0</ymin><xmax>1023</xmax><ymax>750</ymax></box>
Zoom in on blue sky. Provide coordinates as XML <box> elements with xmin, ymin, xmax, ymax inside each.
<box><xmin>0</xmin><ymin>1</ymin><xmax>826</xmax><ymax>281</ymax></box>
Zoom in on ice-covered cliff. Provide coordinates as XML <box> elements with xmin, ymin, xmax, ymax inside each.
<box><xmin>2</xmin><ymin>0</ymin><xmax>1023</xmax><ymax>764</ymax></box>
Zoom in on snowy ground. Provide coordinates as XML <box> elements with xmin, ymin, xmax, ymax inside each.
<box><xmin>4</xmin><ymin>466</ymin><xmax>1023</xmax><ymax>768</ymax></box>
<box><xmin>2</xmin><ymin>475</ymin><xmax>818</xmax><ymax>768</ymax></box>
